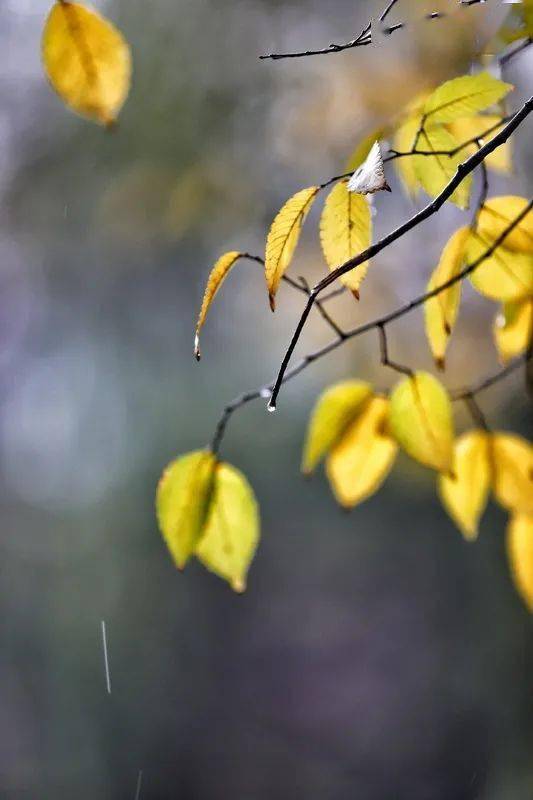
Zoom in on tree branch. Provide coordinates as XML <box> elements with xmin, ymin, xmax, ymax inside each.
<box><xmin>267</xmin><ymin>97</ymin><xmax>533</xmax><ymax>410</ymax></box>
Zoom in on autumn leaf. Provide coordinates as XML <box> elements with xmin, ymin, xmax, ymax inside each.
<box><xmin>424</xmin><ymin>227</ymin><xmax>469</xmax><ymax>368</ymax></box>
<box><xmin>438</xmin><ymin>431</ymin><xmax>491</xmax><ymax>540</ymax></box>
<box><xmin>493</xmin><ymin>299</ymin><xmax>533</xmax><ymax>364</ymax></box>
<box><xmin>320</xmin><ymin>182</ymin><xmax>372</xmax><ymax>295</ymax></box>
<box><xmin>423</xmin><ymin>73</ymin><xmax>513</xmax><ymax>124</ymax></box>
<box><xmin>492</xmin><ymin>434</ymin><xmax>533</xmax><ymax>515</ymax></box>
<box><xmin>42</xmin><ymin>1</ymin><xmax>132</xmax><ymax>125</ymax></box>
<box><xmin>448</xmin><ymin>116</ymin><xmax>512</xmax><ymax>174</ymax></box>
<box><xmin>156</xmin><ymin>451</ymin><xmax>217</xmax><ymax>570</ymax></box>
<box><xmin>414</xmin><ymin>126</ymin><xmax>472</xmax><ymax>209</ymax></box>
<box><xmin>265</xmin><ymin>186</ymin><xmax>319</xmax><ymax>310</ymax></box>
<box><xmin>326</xmin><ymin>396</ymin><xmax>398</xmax><ymax>508</ymax></box>
<box><xmin>302</xmin><ymin>380</ymin><xmax>373</xmax><ymax>475</ymax></box>
<box><xmin>393</xmin><ymin>115</ymin><xmax>422</xmax><ymax>197</ymax></box>
<box><xmin>196</xmin><ymin>463</ymin><xmax>259</xmax><ymax>593</ymax></box>
<box><xmin>466</xmin><ymin>232</ymin><xmax>533</xmax><ymax>301</ymax></box>
<box><xmin>506</xmin><ymin>513</ymin><xmax>533</xmax><ymax>612</ymax></box>
<box><xmin>388</xmin><ymin>372</ymin><xmax>454</xmax><ymax>472</ymax></box>
<box><xmin>476</xmin><ymin>197</ymin><xmax>533</xmax><ymax>253</ymax></box>
<box><xmin>195</xmin><ymin>251</ymin><xmax>243</xmax><ymax>361</ymax></box>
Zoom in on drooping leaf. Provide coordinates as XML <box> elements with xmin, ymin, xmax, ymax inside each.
<box><xmin>326</xmin><ymin>396</ymin><xmax>398</xmax><ymax>508</ymax></box>
<box><xmin>476</xmin><ymin>197</ymin><xmax>533</xmax><ymax>253</ymax></box>
<box><xmin>195</xmin><ymin>251</ymin><xmax>243</xmax><ymax>360</ymax></box>
<box><xmin>423</xmin><ymin>73</ymin><xmax>513</xmax><ymax>124</ymax></box>
<box><xmin>493</xmin><ymin>299</ymin><xmax>533</xmax><ymax>364</ymax></box>
<box><xmin>196</xmin><ymin>463</ymin><xmax>259</xmax><ymax>593</ymax></box>
<box><xmin>424</xmin><ymin>227</ymin><xmax>470</xmax><ymax>368</ymax></box>
<box><xmin>265</xmin><ymin>186</ymin><xmax>319</xmax><ymax>310</ymax></box>
<box><xmin>319</xmin><ymin>182</ymin><xmax>372</xmax><ymax>294</ymax></box>
<box><xmin>466</xmin><ymin>232</ymin><xmax>533</xmax><ymax>301</ymax></box>
<box><xmin>492</xmin><ymin>434</ymin><xmax>533</xmax><ymax>515</ymax></box>
<box><xmin>393</xmin><ymin>115</ymin><xmax>422</xmax><ymax>197</ymax></box>
<box><xmin>414</xmin><ymin>125</ymin><xmax>472</xmax><ymax>209</ymax></box>
<box><xmin>42</xmin><ymin>1</ymin><xmax>132</xmax><ymax>125</ymax></box>
<box><xmin>448</xmin><ymin>116</ymin><xmax>512</xmax><ymax>174</ymax></box>
<box><xmin>302</xmin><ymin>380</ymin><xmax>373</xmax><ymax>475</ymax></box>
<box><xmin>156</xmin><ymin>451</ymin><xmax>217</xmax><ymax>570</ymax></box>
<box><xmin>506</xmin><ymin>513</ymin><xmax>533</xmax><ymax>612</ymax></box>
<box><xmin>438</xmin><ymin>430</ymin><xmax>491</xmax><ymax>540</ymax></box>
<box><xmin>388</xmin><ymin>372</ymin><xmax>454</xmax><ymax>472</ymax></box>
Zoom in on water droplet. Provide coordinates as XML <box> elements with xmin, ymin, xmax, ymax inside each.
<box><xmin>267</xmin><ymin>401</ymin><xmax>277</xmax><ymax>413</ymax></box>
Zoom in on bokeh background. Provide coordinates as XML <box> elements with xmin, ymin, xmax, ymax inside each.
<box><xmin>0</xmin><ymin>0</ymin><xmax>532</xmax><ymax>797</ymax></box>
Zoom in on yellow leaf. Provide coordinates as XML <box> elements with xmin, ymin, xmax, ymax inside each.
<box><xmin>423</xmin><ymin>73</ymin><xmax>513</xmax><ymax>124</ymax></box>
<box><xmin>438</xmin><ymin>431</ymin><xmax>491</xmax><ymax>540</ymax></box>
<box><xmin>424</xmin><ymin>227</ymin><xmax>470</xmax><ymax>368</ymax></box>
<box><xmin>42</xmin><ymin>2</ymin><xmax>132</xmax><ymax>125</ymax></box>
<box><xmin>448</xmin><ymin>116</ymin><xmax>512</xmax><ymax>174</ymax></box>
<box><xmin>345</xmin><ymin>128</ymin><xmax>387</xmax><ymax>172</ymax></box>
<box><xmin>326</xmin><ymin>396</ymin><xmax>398</xmax><ymax>508</ymax></box>
<box><xmin>506</xmin><ymin>514</ymin><xmax>533</xmax><ymax>612</ymax></box>
<box><xmin>393</xmin><ymin>115</ymin><xmax>422</xmax><ymax>197</ymax></box>
<box><xmin>477</xmin><ymin>197</ymin><xmax>533</xmax><ymax>253</ymax></box>
<box><xmin>156</xmin><ymin>451</ymin><xmax>217</xmax><ymax>570</ymax></box>
<box><xmin>194</xmin><ymin>251</ymin><xmax>243</xmax><ymax>360</ymax></box>
<box><xmin>302</xmin><ymin>380</ymin><xmax>373</xmax><ymax>475</ymax></box>
<box><xmin>388</xmin><ymin>372</ymin><xmax>454</xmax><ymax>472</ymax></box>
<box><xmin>319</xmin><ymin>182</ymin><xmax>372</xmax><ymax>294</ymax></box>
<box><xmin>493</xmin><ymin>434</ymin><xmax>533</xmax><ymax>515</ymax></box>
<box><xmin>466</xmin><ymin>232</ymin><xmax>533</xmax><ymax>301</ymax></box>
<box><xmin>414</xmin><ymin>126</ymin><xmax>472</xmax><ymax>209</ymax></box>
<box><xmin>265</xmin><ymin>186</ymin><xmax>319</xmax><ymax>310</ymax></box>
<box><xmin>196</xmin><ymin>463</ymin><xmax>259</xmax><ymax>593</ymax></box>
<box><xmin>494</xmin><ymin>299</ymin><xmax>533</xmax><ymax>364</ymax></box>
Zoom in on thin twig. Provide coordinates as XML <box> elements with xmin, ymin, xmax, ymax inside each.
<box><xmin>101</xmin><ymin>620</ymin><xmax>111</xmax><ymax>695</ymax></box>
<box><xmin>268</xmin><ymin>97</ymin><xmax>533</xmax><ymax>410</ymax></box>
<box><xmin>499</xmin><ymin>37</ymin><xmax>533</xmax><ymax>68</ymax></box>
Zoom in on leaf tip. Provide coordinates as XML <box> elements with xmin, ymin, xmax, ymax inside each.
<box><xmin>269</xmin><ymin>292</ymin><xmax>276</xmax><ymax>312</ymax></box>
<box><xmin>194</xmin><ymin>334</ymin><xmax>201</xmax><ymax>362</ymax></box>
<box><xmin>232</xmin><ymin>578</ymin><xmax>246</xmax><ymax>594</ymax></box>
<box><xmin>351</xmin><ymin>289</ymin><xmax>360</xmax><ymax>302</ymax></box>
<box><xmin>435</xmin><ymin>356</ymin><xmax>446</xmax><ymax>371</ymax></box>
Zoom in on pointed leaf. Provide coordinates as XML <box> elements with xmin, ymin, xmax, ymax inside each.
<box><xmin>156</xmin><ymin>451</ymin><xmax>217</xmax><ymax>570</ymax></box>
<box><xmin>195</xmin><ymin>251</ymin><xmax>243</xmax><ymax>360</ymax></box>
<box><xmin>326</xmin><ymin>396</ymin><xmax>398</xmax><ymax>508</ymax></box>
<box><xmin>506</xmin><ymin>513</ymin><xmax>533</xmax><ymax>612</ymax></box>
<box><xmin>493</xmin><ymin>434</ymin><xmax>533</xmax><ymax>515</ymax></box>
<box><xmin>196</xmin><ymin>463</ymin><xmax>259</xmax><ymax>592</ymax></box>
<box><xmin>494</xmin><ymin>299</ymin><xmax>533</xmax><ymax>364</ymax></box>
<box><xmin>42</xmin><ymin>2</ymin><xmax>132</xmax><ymax>125</ymax></box>
<box><xmin>424</xmin><ymin>227</ymin><xmax>469</xmax><ymax>368</ymax></box>
<box><xmin>302</xmin><ymin>380</ymin><xmax>373</xmax><ymax>475</ymax></box>
<box><xmin>466</xmin><ymin>232</ymin><xmax>533</xmax><ymax>301</ymax></box>
<box><xmin>477</xmin><ymin>197</ymin><xmax>533</xmax><ymax>253</ymax></box>
<box><xmin>414</xmin><ymin>126</ymin><xmax>472</xmax><ymax>209</ymax></box>
<box><xmin>319</xmin><ymin>182</ymin><xmax>372</xmax><ymax>293</ymax></box>
<box><xmin>423</xmin><ymin>73</ymin><xmax>513</xmax><ymax>124</ymax></box>
<box><xmin>265</xmin><ymin>186</ymin><xmax>319</xmax><ymax>310</ymax></box>
<box><xmin>388</xmin><ymin>372</ymin><xmax>454</xmax><ymax>472</ymax></box>
<box><xmin>448</xmin><ymin>116</ymin><xmax>512</xmax><ymax>174</ymax></box>
<box><xmin>438</xmin><ymin>430</ymin><xmax>491</xmax><ymax>540</ymax></box>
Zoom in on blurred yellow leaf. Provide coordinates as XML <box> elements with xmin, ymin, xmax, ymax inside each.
<box><xmin>388</xmin><ymin>372</ymin><xmax>454</xmax><ymax>472</ymax></box>
<box><xmin>423</xmin><ymin>73</ymin><xmax>513</xmax><ymax>124</ymax></box>
<box><xmin>438</xmin><ymin>430</ymin><xmax>491</xmax><ymax>540</ymax></box>
<box><xmin>42</xmin><ymin>1</ymin><xmax>132</xmax><ymax>125</ymax></box>
<box><xmin>493</xmin><ymin>434</ymin><xmax>533</xmax><ymax>515</ymax></box>
<box><xmin>466</xmin><ymin>232</ymin><xmax>533</xmax><ymax>301</ymax></box>
<box><xmin>414</xmin><ymin>126</ymin><xmax>471</xmax><ymax>209</ymax></box>
<box><xmin>319</xmin><ymin>182</ymin><xmax>372</xmax><ymax>294</ymax></box>
<box><xmin>195</xmin><ymin>251</ymin><xmax>243</xmax><ymax>361</ymax></box>
<box><xmin>506</xmin><ymin>513</ymin><xmax>533</xmax><ymax>612</ymax></box>
<box><xmin>196</xmin><ymin>463</ymin><xmax>259</xmax><ymax>593</ymax></box>
<box><xmin>326</xmin><ymin>396</ymin><xmax>397</xmax><ymax>508</ymax></box>
<box><xmin>448</xmin><ymin>116</ymin><xmax>512</xmax><ymax>174</ymax></box>
<box><xmin>493</xmin><ymin>299</ymin><xmax>533</xmax><ymax>364</ymax></box>
<box><xmin>156</xmin><ymin>451</ymin><xmax>217</xmax><ymax>570</ymax></box>
<box><xmin>265</xmin><ymin>186</ymin><xmax>319</xmax><ymax>310</ymax></box>
<box><xmin>424</xmin><ymin>227</ymin><xmax>469</xmax><ymax>368</ymax></box>
<box><xmin>302</xmin><ymin>380</ymin><xmax>373</xmax><ymax>475</ymax></box>
<box><xmin>477</xmin><ymin>197</ymin><xmax>533</xmax><ymax>253</ymax></box>
<box><xmin>345</xmin><ymin>129</ymin><xmax>387</xmax><ymax>173</ymax></box>
<box><xmin>393</xmin><ymin>115</ymin><xmax>422</xmax><ymax>197</ymax></box>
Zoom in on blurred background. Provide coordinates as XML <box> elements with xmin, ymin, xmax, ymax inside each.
<box><xmin>0</xmin><ymin>0</ymin><xmax>532</xmax><ymax>797</ymax></box>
